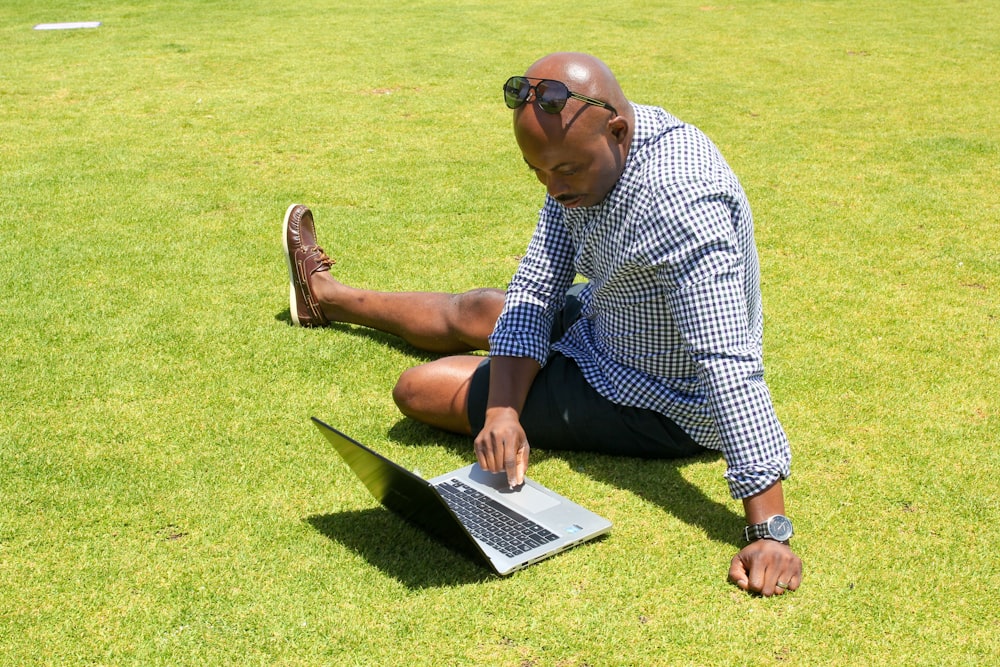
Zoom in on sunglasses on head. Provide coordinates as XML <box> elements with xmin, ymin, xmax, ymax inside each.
<box><xmin>503</xmin><ymin>76</ymin><xmax>618</xmax><ymax>116</ymax></box>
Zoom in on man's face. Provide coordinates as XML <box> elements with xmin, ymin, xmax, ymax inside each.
<box><xmin>516</xmin><ymin>115</ymin><xmax>627</xmax><ymax>209</ymax></box>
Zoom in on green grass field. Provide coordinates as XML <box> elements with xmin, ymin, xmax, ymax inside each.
<box><xmin>1</xmin><ymin>1</ymin><xmax>997</xmax><ymax>664</ymax></box>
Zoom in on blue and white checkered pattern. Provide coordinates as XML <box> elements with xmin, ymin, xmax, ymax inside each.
<box><xmin>489</xmin><ymin>104</ymin><xmax>791</xmax><ymax>499</ymax></box>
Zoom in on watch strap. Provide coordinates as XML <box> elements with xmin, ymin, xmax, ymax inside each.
<box><xmin>744</xmin><ymin>516</ymin><xmax>792</xmax><ymax>543</ymax></box>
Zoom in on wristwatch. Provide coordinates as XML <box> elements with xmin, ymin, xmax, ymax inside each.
<box><xmin>744</xmin><ymin>515</ymin><xmax>794</xmax><ymax>544</ymax></box>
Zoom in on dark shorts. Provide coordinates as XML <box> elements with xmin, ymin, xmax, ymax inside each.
<box><xmin>466</xmin><ymin>285</ymin><xmax>705</xmax><ymax>460</ymax></box>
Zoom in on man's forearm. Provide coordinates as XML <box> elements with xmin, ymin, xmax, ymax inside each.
<box><xmin>475</xmin><ymin>356</ymin><xmax>542</xmax><ymax>487</ymax></box>
<box><xmin>485</xmin><ymin>356</ymin><xmax>541</xmax><ymax>415</ymax></box>
<box><xmin>741</xmin><ymin>480</ymin><xmax>787</xmax><ymax>525</ymax></box>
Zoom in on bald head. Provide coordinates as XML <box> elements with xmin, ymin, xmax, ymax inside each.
<box><xmin>510</xmin><ymin>53</ymin><xmax>633</xmax><ymax>208</ymax></box>
<box><xmin>513</xmin><ymin>53</ymin><xmax>631</xmax><ymax>138</ymax></box>
<box><xmin>525</xmin><ymin>52</ymin><xmax>629</xmax><ymax>117</ymax></box>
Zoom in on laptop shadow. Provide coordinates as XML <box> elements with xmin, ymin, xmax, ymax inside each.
<box><xmin>387</xmin><ymin>420</ymin><xmax>744</xmax><ymax>548</ymax></box>
<box><xmin>306</xmin><ymin>509</ymin><xmax>493</xmax><ymax>588</ymax></box>
<box><xmin>305</xmin><ymin>419</ymin><xmax>745</xmax><ymax>587</ymax></box>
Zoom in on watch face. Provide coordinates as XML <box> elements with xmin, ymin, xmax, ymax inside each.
<box><xmin>768</xmin><ymin>515</ymin><xmax>793</xmax><ymax>541</ymax></box>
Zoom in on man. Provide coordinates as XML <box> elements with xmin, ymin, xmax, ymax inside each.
<box><xmin>283</xmin><ymin>52</ymin><xmax>802</xmax><ymax>597</ymax></box>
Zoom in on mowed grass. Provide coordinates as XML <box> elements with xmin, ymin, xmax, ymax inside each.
<box><xmin>1</xmin><ymin>1</ymin><xmax>997</xmax><ymax>665</ymax></box>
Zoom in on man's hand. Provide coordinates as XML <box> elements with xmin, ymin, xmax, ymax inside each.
<box><xmin>728</xmin><ymin>539</ymin><xmax>802</xmax><ymax>597</ymax></box>
<box><xmin>474</xmin><ymin>407</ymin><xmax>530</xmax><ymax>488</ymax></box>
<box><xmin>475</xmin><ymin>356</ymin><xmax>539</xmax><ymax>488</ymax></box>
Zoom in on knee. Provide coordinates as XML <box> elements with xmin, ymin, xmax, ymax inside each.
<box><xmin>392</xmin><ymin>367</ymin><xmax>423</xmax><ymax>418</ymax></box>
<box><xmin>452</xmin><ymin>288</ymin><xmax>504</xmax><ymax>339</ymax></box>
<box><xmin>393</xmin><ymin>364</ymin><xmax>445</xmax><ymax>419</ymax></box>
<box><xmin>458</xmin><ymin>288</ymin><xmax>502</xmax><ymax>319</ymax></box>
<box><xmin>391</xmin><ymin>358</ymin><xmax>479</xmax><ymax>435</ymax></box>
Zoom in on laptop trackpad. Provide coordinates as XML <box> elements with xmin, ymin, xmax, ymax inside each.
<box><xmin>500</xmin><ymin>483</ymin><xmax>560</xmax><ymax>513</ymax></box>
<box><xmin>467</xmin><ymin>465</ymin><xmax>560</xmax><ymax>513</ymax></box>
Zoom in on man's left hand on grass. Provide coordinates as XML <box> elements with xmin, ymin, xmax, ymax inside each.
<box><xmin>728</xmin><ymin>539</ymin><xmax>802</xmax><ymax>597</ymax></box>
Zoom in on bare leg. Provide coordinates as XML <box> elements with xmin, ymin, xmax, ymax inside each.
<box><xmin>391</xmin><ymin>355</ymin><xmax>484</xmax><ymax>435</ymax></box>
<box><xmin>309</xmin><ymin>271</ymin><xmax>504</xmax><ymax>353</ymax></box>
<box><xmin>303</xmin><ymin>252</ymin><xmax>502</xmax><ymax>431</ymax></box>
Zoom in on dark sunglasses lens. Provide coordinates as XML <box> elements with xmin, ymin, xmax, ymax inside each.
<box><xmin>503</xmin><ymin>77</ymin><xmax>530</xmax><ymax>109</ymax></box>
<box><xmin>535</xmin><ymin>80</ymin><xmax>569</xmax><ymax>114</ymax></box>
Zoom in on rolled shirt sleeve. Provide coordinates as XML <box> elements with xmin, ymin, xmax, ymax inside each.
<box><xmin>489</xmin><ymin>198</ymin><xmax>577</xmax><ymax>366</ymax></box>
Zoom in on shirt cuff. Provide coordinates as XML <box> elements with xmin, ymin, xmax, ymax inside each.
<box><xmin>723</xmin><ymin>465</ymin><xmax>787</xmax><ymax>500</ymax></box>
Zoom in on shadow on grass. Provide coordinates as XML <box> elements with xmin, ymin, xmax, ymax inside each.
<box><xmin>388</xmin><ymin>420</ymin><xmax>745</xmax><ymax>548</ymax></box>
<box><xmin>306</xmin><ymin>509</ymin><xmax>493</xmax><ymax>588</ymax></box>
<box><xmin>274</xmin><ymin>309</ymin><xmax>443</xmax><ymax>362</ymax></box>
<box><xmin>304</xmin><ymin>418</ymin><xmax>743</xmax><ymax>588</ymax></box>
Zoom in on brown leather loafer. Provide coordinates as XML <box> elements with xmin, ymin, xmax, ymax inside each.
<box><xmin>282</xmin><ymin>204</ymin><xmax>333</xmax><ymax>327</ymax></box>
<box><xmin>290</xmin><ymin>245</ymin><xmax>335</xmax><ymax>326</ymax></box>
<box><xmin>282</xmin><ymin>204</ymin><xmax>318</xmax><ymax>259</ymax></box>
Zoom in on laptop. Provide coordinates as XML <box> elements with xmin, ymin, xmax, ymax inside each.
<box><xmin>311</xmin><ymin>417</ymin><xmax>612</xmax><ymax>575</ymax></box>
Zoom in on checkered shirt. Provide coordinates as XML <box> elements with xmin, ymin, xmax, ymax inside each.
<box><xmin>489</xmin><ymin>104</ymin><xmax>791</xmax><ymax>499</ymax></box>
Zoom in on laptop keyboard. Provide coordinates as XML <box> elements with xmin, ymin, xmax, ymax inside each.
<box><xmin>436</xmin><ymin>479</ymin><xmax>559</xmax><ymax>558</ymax></box>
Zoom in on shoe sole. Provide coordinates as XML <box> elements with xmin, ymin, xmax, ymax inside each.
<box><xmin>282</xmin><ymin>203</ymin><xmax>302</xmax><ymax>326</ymax></box>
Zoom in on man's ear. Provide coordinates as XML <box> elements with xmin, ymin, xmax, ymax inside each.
<box><xmin>609</xmin><ymin>116</ymin><xmax>629</xmax><ymax>145</ymax></box>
